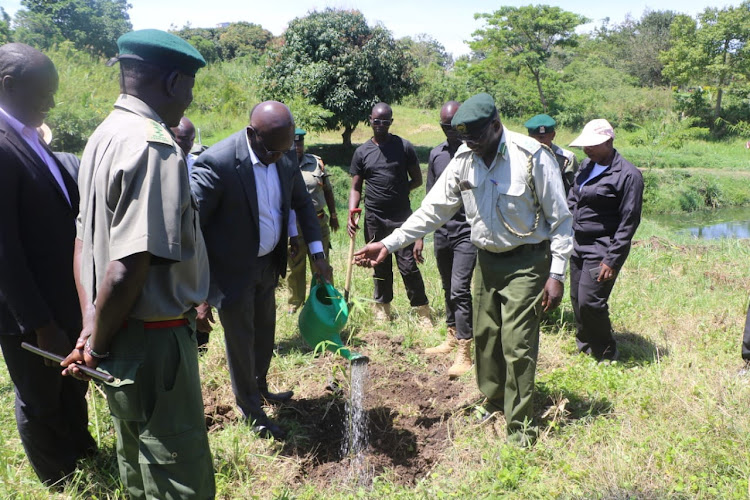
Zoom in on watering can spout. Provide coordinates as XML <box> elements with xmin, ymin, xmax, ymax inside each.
<box><xmin>298</xmin><ymin>279</ymin><xmax>367</xmax><ymax>362</ymax></box>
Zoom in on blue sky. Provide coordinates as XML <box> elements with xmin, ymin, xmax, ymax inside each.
<box><xmin>2</xmin><ymin>0</ymin><xmax>743</xmax><ymax>56</ymax></box>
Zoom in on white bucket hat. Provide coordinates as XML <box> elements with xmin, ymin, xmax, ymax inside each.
<box><xmin>570</xmin><ymin>119</ymin><xmax>614</xmax><ymax>147</ymax></box>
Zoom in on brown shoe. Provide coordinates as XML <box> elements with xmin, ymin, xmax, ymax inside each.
<box><xmin>425</xmin><ymin>327</ymin><xmax>458</xmax><ymax>354</ymax></box>
<box><xmin>372</xmin><ymin>302</ymin><xmax>391</xmax><ymax>322</ymax></box>
<box><xmin>448</xmin><ymin>338</ymin><xmax>473</xmax><ymax>378</ymax></box>
<box><xmin>414</xmin><ymin>304</ymin><xmax>433</xmax><ymax>328</ymax></box>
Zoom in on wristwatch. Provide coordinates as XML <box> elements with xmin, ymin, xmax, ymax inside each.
<box><xmin>549</xmin><ymin>273</ymin><xmax>565</xmax><ymax>282</ymax></box>
<box><xmin>311</xmin><ymin>252</ymin><xmax>326</xmax><ymax>262</ymax></box>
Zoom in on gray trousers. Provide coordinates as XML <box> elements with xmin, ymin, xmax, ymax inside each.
<box><xmin>218</xmin><ymin>254</ymin><xmax>277</xmax><ymax>420</ymax></box>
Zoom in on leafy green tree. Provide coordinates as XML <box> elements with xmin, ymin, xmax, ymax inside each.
<box><xmin>471</xmin><ymin>5</ymin><xmax>588</xmax><ymax>112</ymax></box>
<box><xmin>594</xmin><ymin>10</ymin><xmax>677</xmax><ymax>86</ymax></box>
<box><xmin>399</xmin><ymin>34</ymin><xmax>452</xmax><ymax>68</ymax></box>
<box><xmin>218</xmin><ymin>22</ymin><xmax>272</xmax><ymax>61</ymax></box>
<box><xmin>0</xmin><ymin>8</ymin><xmax>13</xmax><ymax>44</ymax></box>
<box><xmin>13</xmin><ymin>0</ymin><xmax>132</xmax><ymax>57</ymax></box>
<box><xmin>261</xmin><ymin>8</ymin><xmax>417</xmax><ymax>147</ymax></box>
<box><xmin>662</xmin><ymin>3</ymin><xmax>750</xmax><ymax>122</ymax></box>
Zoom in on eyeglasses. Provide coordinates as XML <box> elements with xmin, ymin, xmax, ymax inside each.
<box><xmin>250</xmin><ymin>128</ymin><xmax>287</xmax><ymax>156</ymax></box>
<box><xmin>371</xmin><ymin>119</ymin><xmax>392</xmax><ymax>126</ymax></box>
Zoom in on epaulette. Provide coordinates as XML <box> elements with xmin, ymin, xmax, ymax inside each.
<box><xmin>508</xmin><ymin>129</ymin><xmax>542</xmax><ymax>155</ymax></box>
<box><xmin>454</xmin><ymin>143</ymin><xmax>473</xmax><ymax>157</ymax></box>
<box><xmin>310</xmin><ymin>154</ymin><xmax>325</xmax><ymax>171</ymax></box>
<box><xmin>144</xmin><ymin>119</ymin><xmax>173</xmax><ymax>146</ymax></box>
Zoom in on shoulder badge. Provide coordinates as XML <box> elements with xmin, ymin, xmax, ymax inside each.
<box><xmin>145</xmin><ymin>119</ymin><xmax>173</xmax><ymax>146</ymax></box>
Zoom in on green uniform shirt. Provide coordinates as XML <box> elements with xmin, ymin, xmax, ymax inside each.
<box><xmin>76</xmin><ymin>94</ymin><xmax>209</xmax><ymax>320</ymax></box>
<box><xmin>382</xmin><ymin>127</ymin><xmax>573</xmax><ymax>275</ymax></box>
<box><xmin>550</xmin><ymin>142</ymin><xmax>579</xmax><ymax>192</ymax></box>
<box><xmin>299</xmin><ymin>153</ymin><xmax>329</xmax><ymax>212</ymax></box>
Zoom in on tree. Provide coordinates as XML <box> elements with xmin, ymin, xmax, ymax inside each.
<box><xmin>398</xmin><ymin>34</ymin><xmax>452</xmax><ymax>68</ymax></box>
<box><xmin>595</xmin><ymin>10</ymin><xmax>677</xmax><ymax>86</ymax></box>
<box><xmin>218</xmin><ymin>22</ymin><xmax>272</xmax><ymax>61</ymax></box>
<box><xmin>0</xmin><ymin>8</ymin><xmax>13</xmax><ymax>44</ymax></box>
<box><xmin>261</xmin><ymin>9</ymin><xmax>417</xmax><ymax>147</ymax></box>
<box><xmin>13</xmin><ymin>0</ymin><xmax>132</xmax><ymax>57</ymax></box>
<box><xmin>470</xmin><ymin>5</ymin><xmax>588</xmax><ymax>112</ymax></box>
<box><xmin>661</xmin><ymin>3</ymin><xmax>750</xmax><ymax>122</ymax></box>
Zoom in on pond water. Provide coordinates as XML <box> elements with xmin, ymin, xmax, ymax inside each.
<box><xmin>651</xmin><ymin>206</ymin><xmax>750</xmax><ymax>240</ymax></box>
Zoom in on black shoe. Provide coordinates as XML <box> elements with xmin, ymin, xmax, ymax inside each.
<box><xmin>259</xmin><ymin>388</ymin><xmax>294</xmax><ymax>404</ymax></box>
<box><xmin>248</xmin><ymin>413</ymin><xmax>286</xmax><ymax>440</ymax></box>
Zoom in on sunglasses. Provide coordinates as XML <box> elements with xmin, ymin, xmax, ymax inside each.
<box><xmin>458</xmin><ymin>119</ymin><xmax>493</xmax><ymax>143</ymax></box>
<box><xmin>371</xmin><ymin>119</ymin><xmax>392</xmax><ymax>126</ymax></box>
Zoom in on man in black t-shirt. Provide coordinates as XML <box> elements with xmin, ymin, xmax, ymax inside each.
<box><xmin>348</xmin><ymin>102</ymin><xmax>431</xmax><ymax>325</ymax></box>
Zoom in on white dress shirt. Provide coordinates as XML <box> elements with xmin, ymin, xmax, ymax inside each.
<box><xmin>579</xmin><ymin>162</ymin><xmax>609</xmax><ymax>188</ymax></box>
<box><xmin>0</xmin><ymin>106</ymin><xmax>70</xmax><ymax>205</ymax></box>
<box><xmin>246</xmin><ymin>134</ymin><xmax>322</xmax><ymax>256</ymax></box>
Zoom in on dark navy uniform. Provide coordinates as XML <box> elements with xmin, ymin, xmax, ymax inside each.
<box><xmin>426</xmin><ymin>141</ymin><xmax>476</xmax><ymax>339</ymax></box>
<box><xmin>567</xmin><ymin>150</ymin><xmax>644</xmax><ymax>359</ymax></box>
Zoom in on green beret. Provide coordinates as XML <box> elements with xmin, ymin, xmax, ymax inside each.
<box><xmin>451</xmin><ymin>93</ymin><xmax>496</xmax><ymax>135</ymax></box>
<box><xmin>112</xmin><ymin>29</ymin><xmax>206</xmax><ymax>77</ymax></box>
<box><xmin>294</xmin><ymin>128</ymin><xmax>306</xmax><ymax>141</ymax></box>
<box><xmin>524</xmin><ymin>114</ymin><xmax>556</xmax><ymax>134</ymax></box>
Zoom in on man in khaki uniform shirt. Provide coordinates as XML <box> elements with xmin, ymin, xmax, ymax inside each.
<box><xmin>355</xmin><ymin>93</ymin><xmax>573</xmax><ymax>446</ymax></box>
<box><xmin>62</xmin><ymin>30</ymin><xmax>214</xmax><ymax>499</ymax></box>
<box><xmin>287</xmin><ymin>128</ymin><xmax>339</xmax><ymax>311</ymax></box>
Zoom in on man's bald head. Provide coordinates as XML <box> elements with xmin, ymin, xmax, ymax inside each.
<box><xmin>440</xmin><ymin>101</ymin><xmax>461</xmax><ymax>124</ymax></box>
<box><xmin>171</xmin><ymin>116</ymin><xmax>196</xmax><ymax>156</ymax></box>
<box><xmin>439</xmin><ymin>100</ymin><xmax>461</xmax><ymax>145</ymax></box>
<box><xmin>248</xmin><ymin>101</ymin><xmax>295</xmax><ymax>165</ymax></box>
<box><xmin>371</xmin><ymin>102</ymin><xmax>392</xmax><ymax>119</ymax></box>
<box><xmin>0</xmin><ymin>43</ymin><xmax>58</xmax><ymax>127</ymax></box>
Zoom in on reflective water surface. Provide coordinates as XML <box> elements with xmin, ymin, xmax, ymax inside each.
<box><xmin>651</xmin><ymin>207</ymin><xmax>750</xmax><ymax>239</ymax></box>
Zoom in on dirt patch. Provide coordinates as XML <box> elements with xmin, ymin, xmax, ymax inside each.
<box><xmin>203</xmin><ymin>330</ymin><xmax>478</xmax><ymax>487</ymax></box>
<box><xmin>278</xmin><ymin>330</ymin><xmax>473</xmax><ymax>487</ymax></box>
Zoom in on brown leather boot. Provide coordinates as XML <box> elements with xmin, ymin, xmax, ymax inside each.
<box><xmin>372</xmin><ymin>302</ymin><xmax>391</xmax><ymax>322</ymax></box>
<box><xmin>414</xmin><ymin>304</ymin><xmax>433</xmax><ymax>328</ymax></box>
<box><xmin>425</xmin><ymin>326</ymin><xmax>457</xmax><ymax>354</ymax></box>
<box><xmin>448</xmin><ymin>338</ymin><xmax>473</xmax><ymax>378</ymax></box>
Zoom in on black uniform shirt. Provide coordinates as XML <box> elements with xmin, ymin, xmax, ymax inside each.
<box><xmin>567</xmin><ymin>150</ymin><xmax>644</xmax><ymax>270</ymax></box>
<box><xmin>350</xmin><ymin>135</ymin><xmax>418</xmax><ymax>219</ymax></box>
<box><xmin>426</xmin><ymin>141</ymin><xmax>471</xmax><ymax>240</ymax></box>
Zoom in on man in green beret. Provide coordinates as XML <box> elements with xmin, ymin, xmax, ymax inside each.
<box><xmin>525</xmin><ymin>113</ymin><xmax>579</xmax><ymax>194</ymax></box>
<box><xmin>62</xmin><ymin>29</ymin><xmax>215</xmax><ymax>498</ymax></box>
<box><xmin>287</xmin><ymin>128</ymin><xmax>339</xmax><ymax>313</ymax></box>
<box><xmin>354</xmin><ymin>93</ymin><xmax>573</xmax><ymax>446</ymax></box>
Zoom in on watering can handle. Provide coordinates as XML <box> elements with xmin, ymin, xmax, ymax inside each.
<box><xmin>344</xmin><ymin>209</ymin><xmax>362</xmax><ymax>303</ymax></box>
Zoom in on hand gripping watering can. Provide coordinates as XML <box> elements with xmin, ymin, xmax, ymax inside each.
<box><xmin>298</xmin><ymin>277</ymin><xmax>367</xmax><ymax>362</ymax></box>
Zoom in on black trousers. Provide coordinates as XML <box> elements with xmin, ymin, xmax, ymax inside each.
<box><xmin>742</xmin><ymin>302</ymin><xmax>750</xmax><ymax>361</ymax></box>
<box><xmin>364</xmin><ymin>213</ymin><xmax>428</xmax><ymax>306</ymax></box>
<box><xmin>218</xmin><ymin>254</ymin><xmax>277</xmax><ymax>420</ymax></box>
<box><xmin>0</xmin><ymin>332</ymin><xmax>96</xmax><ymax>485</ymax></box>
<box><xmin>434</xmin><ymin>231</ymin><xmax>476</xmax><ymax>339</ymax></box>
<box><xmin>569</xmin><ymin>255</ymin><xmax>618</xmax><ymax>360</ymax></box>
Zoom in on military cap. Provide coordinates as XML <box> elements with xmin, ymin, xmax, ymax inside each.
<box><xmin>108</xmin><ymin>29</ymin><xmax>206</xmax><ymax>77</ymax></box>
<box><xmin>294</xmin><ymin>128</ymin><xmax>306</xmax><ymax>141</ymax></box>
<box><xmin>451</xmin><ymin>93</ymin><xmax>496</xmax><ymax>136</ymax></box>
<box><xmin>524</xmin><ymin>114</ymin><xmax>556</xmax><ymax>134</ymax></box>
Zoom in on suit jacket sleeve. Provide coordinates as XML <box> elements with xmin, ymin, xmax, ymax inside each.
<box><xmin>0</xmin><ymin>147</ymin><xmax>53</xmax><ymax>331</ymax></box>
<box><xmin>289</xmin><ymin>162</ymin><xmax>323</xmax><ymax>245</ymax></box>
<box><xmin>190</xmin><ymin>152</ymin><xmax>224</xmax><ymax>229</ymax></box>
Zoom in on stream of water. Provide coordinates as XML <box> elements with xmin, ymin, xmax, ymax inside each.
<box><xmin>651</xmin><ymin>206</ymin><xmax>750</xmax><ymax>240</ymax></box>
<box><xmin>341</xmin><ymin>358</ymin><xmax>372</xmax><ymax>485</ymax></box>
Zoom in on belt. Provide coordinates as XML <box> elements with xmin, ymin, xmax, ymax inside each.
<box><xmin>316</xmin><ymin>210</ymin><xmax>326</xmax><ymax>219</ymax></box>
<box><xmin>497</xmin><ymin>241</ymin><xmax>547</xmax><ymax>258</ymax></box>
<box><xmin>122</xmin><ymin>318</ymin><xmax>189</xmax><ymax>330</ymax></box>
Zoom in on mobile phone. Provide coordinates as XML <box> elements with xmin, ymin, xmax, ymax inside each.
<box><xmin>588</xmin><ymin>265</ymin><xmax>602</xmax><ymax>281</ymax></box>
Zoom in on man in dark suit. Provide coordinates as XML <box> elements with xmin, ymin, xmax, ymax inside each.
<box><xmin>191</xmin><ymin>101</ymin><xmax>331</xmax><ymax>439</ymax></box>
<box><xmin>0</xmin><ymin>43</ymin><xmax>95</xmax><ymax>486</ymax></box>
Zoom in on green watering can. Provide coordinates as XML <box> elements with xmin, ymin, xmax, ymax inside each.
<box><xmin>298</xmin><ymin>278</ymin><xmax>367</xmax><ymax>362</ymax></box>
